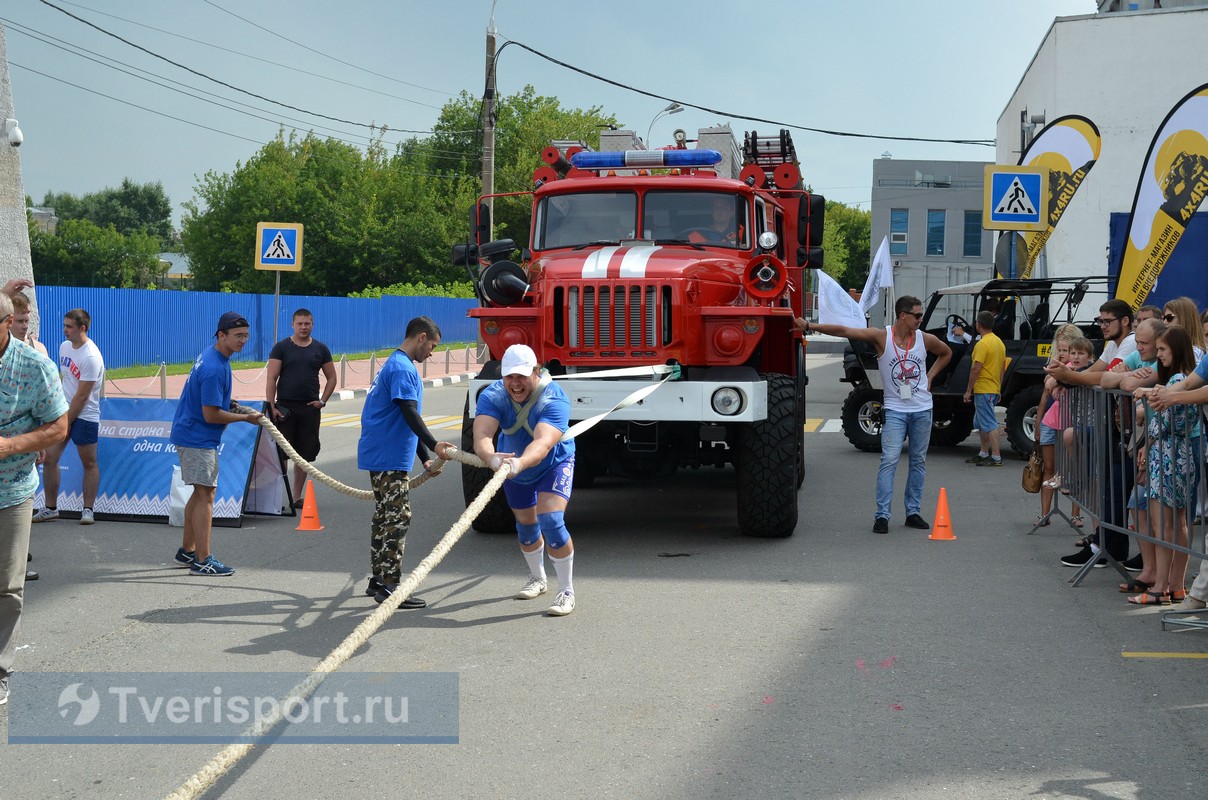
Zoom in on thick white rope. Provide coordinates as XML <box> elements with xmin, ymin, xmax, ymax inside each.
<box><xmin>236</xmin><ymin>406</ymin><xmax>456</xmax><ymax>499</ymax></box>
<box><xmin>162</xmin><ymin>459</ymin><xmax>509</xmax><ymax>800</ymax></box>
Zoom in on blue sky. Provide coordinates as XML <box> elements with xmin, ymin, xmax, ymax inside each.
<box><xmin>2</xmin><ymin>0</ymin><xmax>1096</xmax><ymax>226</ymax></box>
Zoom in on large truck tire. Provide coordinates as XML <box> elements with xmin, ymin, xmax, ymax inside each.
<box><xmin>1005</xmin><ymin>385</ymin><xmax>1043</xmax><ymax>457</ymax></box>
<box><xmin>841</xmin><ymin>386</ymin><xmax>883</xmax><ymax>453</ymax></box>
<box><xmin>795</xmin><ymin>345</ymin><xmax>806</xmax><ymax>489</ymax></box>
<box><xmin>736</xmin><ymin>373</ymin><xmax>799</xmax><ymax>538</ymax></box>
<box><xmin>460</xmin><ymin>395</ymin><xmax>515</xmax><ymax>534</ymax></box>
<box><xmin>929</xmin><ymin>404</ymin><xmax>975</xmax><ymax>448</ymax></box>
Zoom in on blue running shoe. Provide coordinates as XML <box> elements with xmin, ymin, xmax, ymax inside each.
<box><xmin>173</xmin><ymin>547</ymin><xmax>197</xmax><ymax>567</ymax></box>
<box><xmin>190</xmin><ymin>555</ymin><xmax>235</xmax><ymax>577</ymax></box>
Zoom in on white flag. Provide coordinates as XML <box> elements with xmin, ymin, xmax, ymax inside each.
<box><xmin>860</xmin><ymin>236</ymin><xmax>894</xmax><ymax>313</ymax></box>
<box><xmin>816</xmin><ymin>269</ymin><xmax>868</xmax><ymax>329</ymax></box>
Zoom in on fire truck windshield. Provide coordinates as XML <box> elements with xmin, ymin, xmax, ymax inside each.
<box><xmin>534</xmin><ymin>190</ymin><xmax>749</xmax><ymax>250</ymax></box>
<box><xmin>535</xmin><ymin>191</ymin><xmax>637</xmax><ymax>250</ymax></box>
<box><xmin>644</xmin><ymin>191</ymin><xmax>748</xmax><ymax>249</ymax></box>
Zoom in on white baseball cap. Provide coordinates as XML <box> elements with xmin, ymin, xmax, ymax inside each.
<box><xmin>501</xmin><ymin>344</ymin><xmax>539</xmax><ymax>377</ymax></box>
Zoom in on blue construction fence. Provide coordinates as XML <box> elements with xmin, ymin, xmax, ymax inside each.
<box><xmin>31</xmin><ymin>287</ymin><xmax>478</xmax><ymax>369</ymax></box>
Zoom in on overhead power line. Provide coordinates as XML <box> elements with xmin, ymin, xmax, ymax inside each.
<box><xmin>57</xmin><ymin>0</ymin><xmax>449</xmax><ymax>111</ymax></box>
<box><xmin>38</xmin><ymin>0</ymin><xmax>384</xmax><ymax>130</ymax></box>
<box><xmin>9</xmin><ymin>61</ymin><xmax>474</xmax><ymax>181</ymax></box>
<box><xmin>202</xmin><ymin>0</ymin><xmax>450</xmax><ymax>97</ymax></box>
<box><xmin>498</xmin><ymin>39</ymin><xmax>995</xmax><ymax>148</ymax></box>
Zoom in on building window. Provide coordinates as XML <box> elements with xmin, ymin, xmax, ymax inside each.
<box><xmin>963</xmin><ymin>210</ymin><xmax>982</xmax><ymax>258</ymax></box>
<box><xmin>890</xmin><ymin>209</ymin><xmax>908</xmax><ymax>255</ymax></box>
<box><xmin>926</xmin><ymin>210</ymin><xmax>945</xmax><ymax>256</ymax></box>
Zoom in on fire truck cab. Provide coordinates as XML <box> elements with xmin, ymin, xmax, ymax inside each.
<box><xmin>456</xmin><ymin>127</ymin><xmax>823</xmax><ymax>538</ymax></box>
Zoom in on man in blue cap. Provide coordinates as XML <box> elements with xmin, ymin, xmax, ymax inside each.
<box><xmin>169</xmin><ymin>312</ymin><xmax>262</xmax><ymax>577</ymax></box>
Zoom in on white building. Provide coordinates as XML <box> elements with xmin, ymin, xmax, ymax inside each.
<box><xmin>998</xmin><ymin>3</ymin><xmax>1208</xmax><ymax>288</ymax></box>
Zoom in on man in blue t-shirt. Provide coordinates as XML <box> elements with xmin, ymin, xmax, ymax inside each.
<box><xmin>169</xmin><ymin>312</ymin><xmax>262</xmax><ymax>577</ymax></box>
<box><xmin>356</xmin><ymin>316</ymin><xmax>454</xmax><ymax>610</ymax></box>
<box><xmin>472</xmin><ymin>344</ymin><xmax>579</xmax><ymax>617</ymax></box>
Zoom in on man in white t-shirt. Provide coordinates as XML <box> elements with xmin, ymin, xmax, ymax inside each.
<box><xmin>33</xmin><ymin>309</ymin><xmax>105</xmax><ymax>526</ymax></box>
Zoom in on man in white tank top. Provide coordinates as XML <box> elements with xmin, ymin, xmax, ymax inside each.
<box><xmin>796</xmin><ymin>296</ymin><xmax>951</xmax><ymax>534</ymax></box>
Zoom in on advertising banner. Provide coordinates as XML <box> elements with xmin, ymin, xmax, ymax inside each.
<box><xmin>38</xmin><ymin>398</ymin><xmax>276</xmax><ymax>526</ymax></box>
<box><xmin>1116</xmin><ymin>84</ymin><xmax>1208</xmax><ymax>309</ymax></box>
<box><xmin>1018</xmin><ymin>115</ymin><xmax>1101</xmax><ymax>279</ymax></box>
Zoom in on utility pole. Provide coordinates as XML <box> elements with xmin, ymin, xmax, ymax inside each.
<box><xmin>482</xmin><ymin>4</ymin><xmax>498</xmax><ymax>241</ymax></box>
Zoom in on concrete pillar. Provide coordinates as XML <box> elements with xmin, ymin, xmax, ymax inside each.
<box><xmin>0</xmin><ymin>22</ymin><xmax>39</xmax><ymax>338</ymax></box>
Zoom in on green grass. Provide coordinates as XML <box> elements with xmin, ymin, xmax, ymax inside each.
<box><xmin>106</xmin><ymin>343</ymin><xmax>479</xmax><ymax>380</ymax></box>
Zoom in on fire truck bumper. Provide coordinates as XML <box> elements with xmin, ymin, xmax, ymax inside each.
<box><xmin>468</xmin><ymin>378</ymin><xmax>769</xmax><ymax>423</ymax></box>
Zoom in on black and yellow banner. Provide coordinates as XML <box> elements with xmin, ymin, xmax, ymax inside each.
<box><xmin>1018</xmin><ymin>115</ymin><xmax>1100</xmax><ymax>279</ymax></box>
<box><xmin>1117</xmin><ymin>84</ymin><xmax>1208</xmax><ymax>310</ymax></box>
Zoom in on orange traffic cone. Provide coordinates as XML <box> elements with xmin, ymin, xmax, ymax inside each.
<box><xmin>928</xmin><ymin>487</ymin><xmax>956</xmax><ymax>540</ymax></box>
<box><xmin>295</xmin><ymin>481</ymin><xmax>324</xmax><ymax>532</ymax></box>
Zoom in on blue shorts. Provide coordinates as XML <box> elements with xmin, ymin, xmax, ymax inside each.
<box><xmin>974</xmin><ymin>394</ymin><xmax>999</xmax><ymax>433</ymax></box>
<box><xmin>70</xmin><ymin>419</ymin><xmax>99</xmax><ymax>447</ymax></box>
<box><xmin>503</xmin><ymin>457</ymin><xmax>575</xmax><ymax>510</ymax></box>
<box><xmin>1128</xmin><ymin>484</ymin><xmax>1147</xmax><ymax>511</ymax></box>
<box><xmin>1039</xmin><ymin>422</ymin><xmax>1056</xmax><ymax>446</ymax></box>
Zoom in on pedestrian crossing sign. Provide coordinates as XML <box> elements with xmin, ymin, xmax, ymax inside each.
<box><xmin>982</xmin><ymin>166</ymin><xmax>1048</xmax><ymax>231</ymax></box>
<box><xmin>255</xmin><ymin>222</ymin><xmax>303</xmax><ymax>271</ymax></box>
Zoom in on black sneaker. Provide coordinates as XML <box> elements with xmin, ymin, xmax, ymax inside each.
<box><xmin>905</xmin><ymin>514</ymin><xmax>931</xmax><ymax>530</ymax></box>
<box><xmin>25</xmin><ymin>569</ymin><xmax>38</xmax><ymax>581</ymax></box>
<box><xmin>965</xmin><ymin>454</ymin><xmax>990</xmax><ymax>465</ymax></box>
<box><xmin>1122</xmin><ymin>554</ymin><xmax>1144</xmax><ymax>573</ymax></box>
<box><xmin>1060</xmin><ymin>547</ymin><xmax>1106</xmax><ymax>568</ymax></box>
<box><xmin>365</xmin><ymin>576</ymin><xmax>385</xmax><ymax>597</ymax></box>
<box><xmin>872</xmin><ymin>517</ymin><xmax>889</xmax><ymax>534</ymax></box>
<box><xmin>374</xmin><ymin>584</ymin><xmax>427</xmax><ymax>609</ymax></box>
<box><xmin>979</xmin><ymin>458</ymin><xmax>1004</xmax><ymax>467</ymax></box>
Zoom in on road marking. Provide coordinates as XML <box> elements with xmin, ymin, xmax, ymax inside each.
<box><xmin>819</xmin><ymin>419</ymin><xmax>843</xmax><ymax>433</ymax></box>
<box><xmin>1121</xmin><ymin>651</ymin><xmax>1208</xmax><ymax>659</ymax></box>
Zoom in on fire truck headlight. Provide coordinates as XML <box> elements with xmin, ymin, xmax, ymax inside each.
<box><xmin>758</xmin><ymin>231</ymin><xmax>779</xmax><ymax>251</ymax></box>
<box><xmin>711</xmin><ymin>387</ymin><xmax>744</xmax><ymax>416</ymax></box>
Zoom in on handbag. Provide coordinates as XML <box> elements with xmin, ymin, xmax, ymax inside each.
<box><xmin>1022</xmin><ymin>447</ymin><xmax>1043</xmax><ymax>494</ymax></box>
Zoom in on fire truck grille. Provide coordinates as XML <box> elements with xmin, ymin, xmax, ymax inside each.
<box><xmin>564</xmin><ymin>284</ymin><xmax>670</xmax><ymax>352</ymax></box>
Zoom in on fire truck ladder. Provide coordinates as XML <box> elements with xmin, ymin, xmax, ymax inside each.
<box><xmin>742</xmin><ymin>129</ymin><xmax>798</xmax><ymax>185</ymax></box>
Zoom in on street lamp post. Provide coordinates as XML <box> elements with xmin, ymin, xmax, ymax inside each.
<box><xmin>645</xmin><ymin>102</ymin><xmax>683</xmax><ymax>148</ymax></box>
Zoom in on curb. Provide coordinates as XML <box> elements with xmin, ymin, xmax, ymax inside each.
<box><xmin>327</xmin><ymin>372</ymin><xmax>478</xmax><ymax>404</ymax></box>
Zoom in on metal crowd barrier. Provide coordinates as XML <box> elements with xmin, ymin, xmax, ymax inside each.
<box><xmin>1037</xmin><ymin>383</ymin><xmax>1208</xmax><ymax>630</ymax></box>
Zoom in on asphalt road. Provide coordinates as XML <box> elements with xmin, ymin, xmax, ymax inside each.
<box><xmin>1</xmin><ymin>353</ymin><xmax>1206</xmax><ymax>799</ymax></box>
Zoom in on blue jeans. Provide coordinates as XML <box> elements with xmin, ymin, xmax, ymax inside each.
<box><xmin>877</xmin><ymin>409</ymin><xmax>932</xmax><ymax>519</ymax></box>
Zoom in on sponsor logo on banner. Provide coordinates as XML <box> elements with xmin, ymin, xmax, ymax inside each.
<box><xmin>1019</xmin><ymin>115</ymin><xmax>1101</xmax><ymax>278</ymax></box>
<box><xmin>1116</xmin><ymin>84</ymin><xmax>1208</xmax><ymax>310</ymax></box>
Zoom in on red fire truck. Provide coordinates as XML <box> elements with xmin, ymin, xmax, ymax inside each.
<box><xmin>454</xmin><ymin>128</ymin><xmax>823</xmax><ymax>538</ymax></box>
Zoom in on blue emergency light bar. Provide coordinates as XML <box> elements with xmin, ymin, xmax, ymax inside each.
<box><xmin>570</xmin><ymin>149</ymin><xmax>723</xmax><ymax>170</ymax></box>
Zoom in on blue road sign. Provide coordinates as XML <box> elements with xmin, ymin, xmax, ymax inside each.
<box><xmin>983</xmin><ymin>167</ymin><xmax>1047</xmax><ymax>231</ymax></box>
<box><xmin>255</xmin><ymin>222</ymin><xmax>303</xmax><ymax>271</ymax></box>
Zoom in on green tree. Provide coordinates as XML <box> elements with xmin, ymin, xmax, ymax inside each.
<box><xmin>28</xmin><ymin>217</ymin><xmax>165</xmax><ymax>288</ymax></box>
<box><xmin>822</xmin><ymin>201</ymin><xmax>871</xmax><ymax>287</ymax></box>
<box><xmin>41</xmin><ymin>179</ymin><xmax>174</xmax><ymax>244</ymax></box>
<box><xmin>181</xmin><ymin>131</ymin><xmax>480</xmax><ymax>294</ymax></box>
<box><xmin>428</xmin><ymin>86</ymin><xmax>617</xmax><ymax>242</ymax></box>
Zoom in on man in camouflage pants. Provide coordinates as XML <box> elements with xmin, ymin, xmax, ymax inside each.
<box><xmin>356</xmin><ymin>317</ymin><xmax>454</xmax><ymax>609</ymax></box>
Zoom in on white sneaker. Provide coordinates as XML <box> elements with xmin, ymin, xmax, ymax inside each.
<box><xmin>516</xmin><ymin>576</ymin><xmax>548</xmax><ymax>600</ymax></box>
<box><xmin>31</xmin><ymin>507</ymin><xmax>59</xmax><ymax>523</ymax></box>
<box><xmin>547</xmin><ymin>589</ymin><xmax>575</xmax><ymax>616</ymax></box>
<box><xmin>80</xmin><ymin>509</ymin><xmax>95</xmax><ymax>525</ymax></box>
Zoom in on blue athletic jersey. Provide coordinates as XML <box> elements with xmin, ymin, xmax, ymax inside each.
<box><xmin>171</xmin><ymin>346</ymin><xmax>233</xmax><ymax>449</ymax></box>
<box><xmin>476</xmin><ymin>378</ymin><xmax>575</xmax><ymax>485</ymax></box>
<box><xmin>357</xmin><ymin>350</ymin><xmax>422</xmax><ymax>472</ymax></box>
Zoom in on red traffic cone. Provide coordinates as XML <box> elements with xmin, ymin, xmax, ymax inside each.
<box><xmin>295</xmin><ymin>482</ymin><xmax>324</xmax><ymax>532</ymax></box>
<box><xmin>928</xmin><ymin>487</ymin><xmax>955</xmax><ymax>540</ymax></box>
